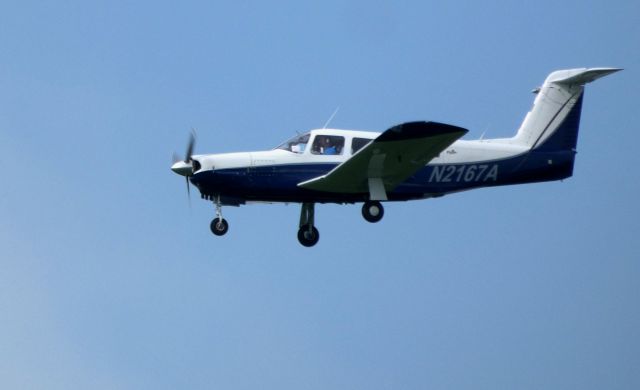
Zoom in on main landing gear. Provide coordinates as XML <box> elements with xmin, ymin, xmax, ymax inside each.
<box><xmin>295</xmin><ymin>201</ymin><xmax>384</xmax><ymax>247</ymax></box>
<box><xmin>209</xmin><ymin>196</ymin><xmax>229</xmax><ymax>236</ymax></box>
<box><xmin>298</xmin><ymin>202</ymin><xmax>319</xmax><ymax>247</ymax></box>
<box><xmin>362</xmin><ymin>201</ymin><xmax>384</xmax><ymax>223</ymax></box>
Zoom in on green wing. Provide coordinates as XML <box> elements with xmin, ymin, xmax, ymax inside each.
<box><xmin>298</xmin><ymin>121</ymin><xmax>467</xmax><ymax>200</ymax></box>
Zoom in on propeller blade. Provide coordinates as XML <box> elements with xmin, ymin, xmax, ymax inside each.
<box><xmin>186</xmin><ymin>177</ymin><xmax>191</xmax><ymax>207</ymax></box>
<box><xmin>184</xmin><ymin>129</ymin><xmax>196</xmax><ymax>163</ymax></box>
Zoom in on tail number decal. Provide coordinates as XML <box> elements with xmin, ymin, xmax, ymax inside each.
<box><xmin>429</xmin><ymin>164</ymin><xmax>498</xmax><ymax>183</ymax></box>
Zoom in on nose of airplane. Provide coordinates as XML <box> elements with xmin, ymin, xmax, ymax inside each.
<box><xmin>171</xmin><ymin>160</ymin><xmax>193</xmax><ymax>176</ymax></box>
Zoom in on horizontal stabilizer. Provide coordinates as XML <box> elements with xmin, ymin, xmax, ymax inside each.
<box><xmin>548</xmin><ymin>67</ymin><xmax>622</xmax><ymax>86</ymax></box>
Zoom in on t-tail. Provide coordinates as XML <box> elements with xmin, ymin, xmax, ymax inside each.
<box><xmin>504</xmin><ymin>67</ymin><xmax>621</xmax><ymax>182</ymax></box>
<box><xmin>513</xmin><ymin>68</ymin><xmax>621</xmax><ymax>151</ymax></box>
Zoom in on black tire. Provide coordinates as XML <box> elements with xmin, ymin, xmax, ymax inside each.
<box><xmin>210</xmin><ymin>218</ymin><xmax>229</xmax><ymax>236</ymax></box>
<box><xmin>362</xmin><ymin>201</ymin><xmax>384</xmax><ymax>223</ymax></box>
<box><xmin>297</xmin><ymin>224</ymin><xmax>320</xmax><ymax>247</ymax></box>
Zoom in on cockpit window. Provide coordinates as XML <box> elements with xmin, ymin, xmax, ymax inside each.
<box><xmin>276</xmin><ymin>133</ymin><xmax>310</xmax><ymax>154</ymax></box>
<box><xmin>352</xmin><ymin>137</ymin><xmax>373</xmax><ymax>154</ymax></box>
<box><xmin>311</xmin><ymin>135</ymin><xmax>345</xmax><ymax>155</ymax></box>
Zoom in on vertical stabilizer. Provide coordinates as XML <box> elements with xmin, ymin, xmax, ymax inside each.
<box><xmin>513</xmin><ymin>68</ymin><xmax>621</xmax><ymax>151</ymax></box>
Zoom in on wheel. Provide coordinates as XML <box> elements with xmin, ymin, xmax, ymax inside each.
<box><xmin>362</xmin><ymin>201</ymin><xmax>384</xmax><ymax>223</ymax></box>
<box><xmin>297</xmin><ymin>224</ymin><xmax>320</xmax><ymax>247</ymax></box>
<box><xmin>210</xmin><ymin>218</ymin><xmax>229</xmax><ymax>236</ymax></box>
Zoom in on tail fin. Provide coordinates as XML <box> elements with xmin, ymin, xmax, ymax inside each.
<box><xmin>512</xmin><ymin>68</ymin><xmax>621</xmax><ymax>151</ymax></box>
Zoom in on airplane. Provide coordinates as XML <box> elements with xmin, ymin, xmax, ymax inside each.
<box><xmin>171</xmin><ymin>67</ymin><xmax>620</xmax><ymax>247</ymax></box>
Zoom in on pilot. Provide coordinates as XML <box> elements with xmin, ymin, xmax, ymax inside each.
<box><xmin>322</xmin><ymin>137</ymin><xmax>337</xmax><ymax>155</ymax></box>
<box><xmin>311</xmin><ymin>136</ymin><xmax>324</xmax><ymax>154</ymax></box>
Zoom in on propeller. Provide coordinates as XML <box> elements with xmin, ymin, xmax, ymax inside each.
<box><xmin>171</xmin><ymin>129</ymin><xmax>197</xmax><ymax>206</ymax></box>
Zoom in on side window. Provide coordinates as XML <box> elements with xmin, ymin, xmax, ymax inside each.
<box><xmin>311</xmin><ymin>136</ymin><xmax>345</xmax><ymax>155</ymax></box>
<box><xmin>352</xmin><ymin>137</ymin><xmax>372</xmax><ymax>154</ymax></box>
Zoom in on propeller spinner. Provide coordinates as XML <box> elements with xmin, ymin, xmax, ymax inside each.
<box><xmin>171</xmin><ymin>131</ymin><xmax>196</xmax><ymax>176</ymax></box>
<box><xmin>171</xmin><ymin>130</ymin><xmax>197</xmax><ymax>204</ymax></box>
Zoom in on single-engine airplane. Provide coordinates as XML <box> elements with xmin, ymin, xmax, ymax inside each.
<box><xmin>171</xmin><ymin>67</ymin><xmax>620</xmax><ymax>247</ymax></box>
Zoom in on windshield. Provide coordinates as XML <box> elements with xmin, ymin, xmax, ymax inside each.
<box><xmin>275</xmin><ymin>132</ymin><xmax>310</xmax><ymax>154</ymax></box>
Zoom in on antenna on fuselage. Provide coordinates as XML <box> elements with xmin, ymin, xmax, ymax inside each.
<box><xmin>479</xmin><ymin>123</ymin><xmax>490</xmax><ymax>140</ymax></box>
<box><xmin>322</xmin><ymin>106</ymin><xmax>340</xmax><ymax>129</ymax></box>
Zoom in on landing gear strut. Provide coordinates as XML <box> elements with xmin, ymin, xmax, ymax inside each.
<box><xmin>362</xmin><ymin>201</ymin><xmax>384</xmax><ymax>223</ymax></box>
<box><xmin>210</xmin><ymin>196</ymin><xmax>229</xmax><ymax>236</ymax></box>
<box><xmin>297</xmin><ymin>202</ymin><xmax>319</xmax><ymax>247</ymax></box>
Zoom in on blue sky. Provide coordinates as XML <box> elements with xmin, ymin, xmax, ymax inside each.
<box><xmin>1</xmin><ymin>1</ymin><xmax>639</xmax><ymax>389</ymax></box>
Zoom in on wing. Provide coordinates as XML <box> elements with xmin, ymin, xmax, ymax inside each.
<box><xmin>298</xmin><ymin>121</ymin><xmax>468</xmax><ymax>200</ymax></box>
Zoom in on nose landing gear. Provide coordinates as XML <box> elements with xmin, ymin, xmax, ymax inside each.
<box><xmin>210</xmin><ymin>218</ymin><xmax>228</xmax><ymax>236</ymax></box>
<box><xmin>209</xmin><ymin>196</ymin><xmax>229</xmax><ymax>236</ymax></box>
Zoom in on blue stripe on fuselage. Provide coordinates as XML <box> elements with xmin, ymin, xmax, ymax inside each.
<box><xmin>190</xmin><ymin>150</ymin><xmax>575</xmax><ymax>203</ymax></box>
